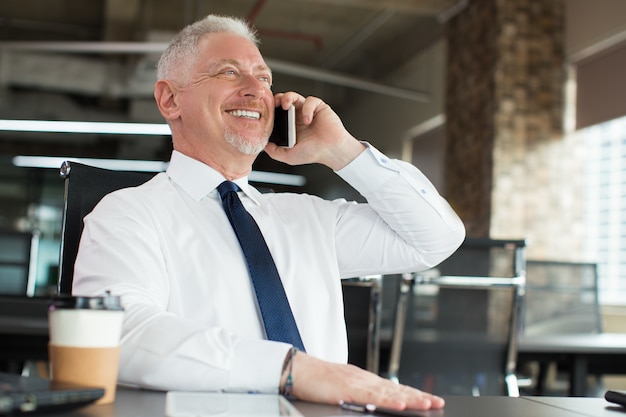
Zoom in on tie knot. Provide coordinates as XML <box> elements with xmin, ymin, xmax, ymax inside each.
<box><xmin>217</xmin><ymin>181</ymin><xmax>240</xmax><ymax>199</ymax></box>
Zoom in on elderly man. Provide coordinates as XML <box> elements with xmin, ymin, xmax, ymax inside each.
<box><xmin>73</xmin><ymin>14</ymin><xmax>465</xmax><ymax>411</ymax></box>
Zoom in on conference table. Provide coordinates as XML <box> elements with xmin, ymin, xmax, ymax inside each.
<box><xmin>518</xmin><ymin>333</ymin><xmax>626</xmax><ymax>397</ymax></box>
<box><xmin>45</xmin><ymin>387</ymin><xmax>625</xmax><ymax>417</ymax></box>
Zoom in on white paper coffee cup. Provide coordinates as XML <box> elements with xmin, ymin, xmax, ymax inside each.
<box><xmin>48</xmin><ymin>292</ymin><xmax>124</xmax><ymax>404</ymax></box>
<box><xmin>49</xmin><ymin>308</ymin><xmax>124</xmax><ymax>347</ymax></box>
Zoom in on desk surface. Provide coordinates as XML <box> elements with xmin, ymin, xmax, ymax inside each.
<box><xmin>526</xmin><ymin>396</ymin><xmax>626</xmax><ymax>417</ymax></box>
<box><xmin>43</xmin><ymin>388</ymin><xmax>621</xmax><ymax>417</ymax></box>
<box><xmin>0</xmin><ymin>296</ymin><xmax>49</xmax><ymax>335</ymax></box>
<box><xmin>0</xmin><ymin>296</ymin><xmax>49</xmax><ymax>364</ymax></box>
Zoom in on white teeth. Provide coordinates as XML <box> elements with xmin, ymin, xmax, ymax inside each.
<box><xmin>228</xmin><ymin>110</ymin><xmax>260</xmax><ymax>119</ymax></box>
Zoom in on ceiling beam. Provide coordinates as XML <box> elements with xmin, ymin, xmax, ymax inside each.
<box><xmin>0</xmin><ymin>41</ymin><xmax>430</xmax><ymax>102</ymax></box>
<box><xmin>294</xmin><ymin>0</ymin><xmax>460</xmax><ymax>15</ymax></box>
<box><xmin>266</xmin><ymin>58</ymin><xmax>429</xmax><ymax>102</ymax></box>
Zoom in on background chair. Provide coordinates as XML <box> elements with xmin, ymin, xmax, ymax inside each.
<box><xmin>0</xmin><ymin>295</ymin><xmax>49</xmax><ymax>374</ymax></box>
<box><xmin>0</xmin><ymin>229</ymin><xmax>42</xmax><ymax>374</ymax></box>
<box><xmin>522</xmin><ymin>261</ymin><xmax>602</xmax><ymax>336</ymax></box>
<box><xmin>342</xmin><ymin>275</ymin><xmax>382</xmax><ymax>374</ymax></box>
<box><xmin>519</xmin><ymin>260</ymin><xmax>603</xmax><ymax>395</ymax></box>
<box><xmin>0</xmin><ymin>230</ymin><xmax>40</xmax><ymax>297</ymax></box>
<box><xmin>387</xmin><ymin>238</ymin><xmax>526</xmax><ymax>396</ymax></box>
<box><xmin>57</xmin><ymin>161</ymin><xmax>156</xmax><ymax>295</ymax></box>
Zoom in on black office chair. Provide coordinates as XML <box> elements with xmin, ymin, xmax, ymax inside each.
<box><xmin>57</xmin><ymin>161</ymin><xmax>157</xmax><ymax>295</ymax></box>
<box><xmin>57</xmin><ymin>161</ymin><xmax>383</xmax><ymax>371</ymax></box>
<box><xmin>342</xmin><ymin>276</ymin><xmax>382</xmax><ymax>374</ymax></box>
<box><xmin>387</xmin><ymin>238</ymin><xmax>526</xmax><ymax>396</ymax></box>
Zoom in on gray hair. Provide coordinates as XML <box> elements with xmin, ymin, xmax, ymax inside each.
<box><xmin>156</xmin><ymin>15</ymin><xmax>259</xmax><ymax>83</ymax></box>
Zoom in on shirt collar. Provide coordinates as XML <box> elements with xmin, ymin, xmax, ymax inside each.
<box><xmin>166</xmin><ymin>150</ymin><xmax>261</xmax><ymax>205</ymax></box>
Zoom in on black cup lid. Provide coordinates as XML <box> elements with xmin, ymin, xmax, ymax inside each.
<box><xmin>49</xmin><ymin>291</ymin><xmax>123</xmax><ymax>311</ymax></box>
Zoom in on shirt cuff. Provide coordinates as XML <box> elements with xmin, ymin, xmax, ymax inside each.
<box><xmin>228</xmin><ymin>340</ymin><xmax>292</xmax><ymax>393</ymax></box>
<box><xmin>336</xmin><ymin>142</ymin><xmax>401</xmax><ymax>190</ymax></box>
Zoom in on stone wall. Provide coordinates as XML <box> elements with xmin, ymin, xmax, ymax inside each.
<box><xmin>445</xmin><ymin>0</ymin><xmax>578</xmax><ymax>259</ymax></box>
<box><xmin>444</xmin><ymin>0</ymin><xmax>498</xmax><ymax>237</ymax></box>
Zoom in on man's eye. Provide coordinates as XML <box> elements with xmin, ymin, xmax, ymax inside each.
<box><xmin>217</xmin><ymin>69</ymin><xmax>237</xmax><ymax>77</ymax></box>
<box><xmin>259</xmin><ymin>76</ymin><xmax>271</xmax><ymax>84</ymax></box>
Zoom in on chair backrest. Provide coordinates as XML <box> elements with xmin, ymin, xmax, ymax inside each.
<box><xmin>57</xmin><ymin>161</ymin><xmax>156</xmax><ymax>295</ymax></box>
<box><xmin>342</xmin><ymin>276</ymin><xmax>382</xmax><ymax>374</ymax></box>
<box><xmin>0</xmin><ymin>230</ymin><xmax>39</xmax><ymax>296</ymax></box>
<box><xmin>522</xmin><ymin>260</ymin><xmax>602</xmax><ymax>336</ymax></box>
<box><xmin>387</xmin><ymin>238</ymin><xmax>526</xmax><ymax>396</ymax></box>
<box><xmin>436</xmin><ymin>238</ymin><xmax>527</xmax><ymax>278</ymax></box>
<box><xmin>58</xmin><ymin>160</ymin><xmax>383</xmax><ymax>370</ymax></box>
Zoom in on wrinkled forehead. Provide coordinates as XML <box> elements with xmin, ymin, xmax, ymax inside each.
<box><xmin>197</xmin><ymin>32</ymin><xmax>269</xmax><ymax>69</ymax></box>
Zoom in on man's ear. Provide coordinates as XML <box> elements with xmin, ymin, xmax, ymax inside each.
<box><xmin>154</xmin><ymin>80</ymin><xmax>181</xmax><ymax>121</ymax></box>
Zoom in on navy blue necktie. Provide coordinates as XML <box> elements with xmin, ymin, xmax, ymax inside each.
<box><xmin>217</xmin><ymin>181</ymin><xmax>305</xmax><ymax>351</ymax></box>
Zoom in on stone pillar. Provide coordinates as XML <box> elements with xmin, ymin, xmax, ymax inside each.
<box><xmin>444</xmin><ymin>0</ymin><xmax>565</xmax><ymax>241</ymax></box>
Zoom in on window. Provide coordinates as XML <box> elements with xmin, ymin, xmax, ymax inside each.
<box><xmin>581</xmin><ymin>115</ymin><xmax>626</xmax><ymax>305</ymax></box>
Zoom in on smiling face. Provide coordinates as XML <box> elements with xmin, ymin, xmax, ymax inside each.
<box><xmin>168</xmin><ymin>32</ymin><xmax>275</xmax><ymax>167</ymax></box>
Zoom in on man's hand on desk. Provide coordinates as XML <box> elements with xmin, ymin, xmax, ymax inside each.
<box><xmin>288</xmin><ymin>351</ymin><xmax>445</xmax><ymax>411</ymax></box>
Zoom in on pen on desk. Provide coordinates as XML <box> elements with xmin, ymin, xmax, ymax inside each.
<box><xmin>340</xmin><ymin>401</ymin><xmax>376</xmax><ymax>413</ymax></box>
<box><xmin>339</xmin><ymin>401</ymin><xmax>423</xmax><ymax>417</ymax></box>
<box><xmin>341</xmin><ymin>401</ymin><xmax>368</xmax><ymax>410</ymax></box>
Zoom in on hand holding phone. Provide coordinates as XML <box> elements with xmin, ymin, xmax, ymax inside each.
<box><xmin>269</xmin><ymin>105</ymin><xmax>296</xmax><ymax>148</ymax></box>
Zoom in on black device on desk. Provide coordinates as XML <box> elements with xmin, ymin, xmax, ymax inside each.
<box><xmin>605</xmin><ymin>390</ymin><xmax>626</xmax><ymax>408</ymax></box>
<box><xmin>0</xmin><ymin>372</ymin><xmax>104</xmax><ymax>415</ymax></box>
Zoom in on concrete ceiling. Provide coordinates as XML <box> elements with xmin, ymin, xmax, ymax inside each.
<box><xmin>0</xmin><ymin>0</ymin><xmax>461</xmax><ymax>104</ymax></box>
<box><xmin>0</xmin><ymin>0</ymin><xmax>464</xmax><ymax>228</ymax></box>
<box><xmin>0</xmin><ymin>0</ymin><xmax>461</xmax><ymax>153</ymax></box>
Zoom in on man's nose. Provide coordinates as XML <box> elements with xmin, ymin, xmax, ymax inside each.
<box><xmin>239</xmin><ymin>74</ymin><xmax>268</xmax><ymax>97</ymax></box>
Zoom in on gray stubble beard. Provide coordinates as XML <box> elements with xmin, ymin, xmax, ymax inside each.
<box><xmin>224</xmin><ymin>129</ymin><xmax>268</xmax><ymax>155</ymax></box>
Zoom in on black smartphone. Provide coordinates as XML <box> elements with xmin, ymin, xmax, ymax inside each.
<box><xmin>606</xmin><ymin>390</ymin><xmax>626</xmax><ymax>407</ymax></box>
<box><xmin>269</xmin><ymin>105</ymin><xmax>296</xmax><ymax>148</ymax></box>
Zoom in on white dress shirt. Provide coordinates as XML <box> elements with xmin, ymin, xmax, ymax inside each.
<box><xmin>73</xmin><ymin>144</ymin><xmax>465</xmax><ymax>393</ymax></box>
